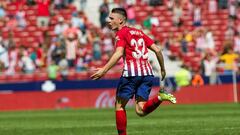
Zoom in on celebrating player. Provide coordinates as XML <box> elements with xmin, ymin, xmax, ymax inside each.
<box><xmin>91</xmin><ymin>8</ymin><xmax>176</xmax><ymax>135</ymax></box>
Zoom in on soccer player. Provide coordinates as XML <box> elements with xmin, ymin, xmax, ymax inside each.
<box><xmin>91</xmin><ymin>8</ymin><xmax>176</xmax><ymax>135</ymax></box>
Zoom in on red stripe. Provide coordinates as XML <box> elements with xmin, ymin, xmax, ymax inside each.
<box><xmin>139</xmin><ymin>59</ymin><xmax>144</xmax><ymax>76</ymax></box>
<box><xmin>124</xmin><ymin>59</ymin><xmax>153</xmax><ymax>76</ymax></box>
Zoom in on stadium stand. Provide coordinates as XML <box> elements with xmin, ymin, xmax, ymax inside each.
<box><xmin>0</xmin><ymin>0</ymin><xmax>239</xmax><ymax>83</ymax></box>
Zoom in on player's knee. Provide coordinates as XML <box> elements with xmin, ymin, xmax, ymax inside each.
<box><xmin>115</xmin><ymin>104</ymin><xmax>125</xmax><ymax>111</ymax></box>
<box><xmin>135</xmin><ymin>108</ymin><xmax>146</xmax><ymax>117</ymax></box>
<box><xmin>115</xmin><ymin>102</ymin><xmax>126</xmax><ymax>111</ymax></box>
<box><xmin>115</xmin><ymin>97</ymin><xmax>128</xmax><ymax>110</ymax></box>
<box><xmin>135</xmin><ymin>111</ymin><xmax>146</xmax><ymax>117</ymax></box>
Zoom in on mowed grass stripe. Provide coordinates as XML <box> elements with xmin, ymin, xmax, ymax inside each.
<box><xmin>0</xmin><ymin>103</ymin><xmax>239</xmax><ymax>135</ymax></box>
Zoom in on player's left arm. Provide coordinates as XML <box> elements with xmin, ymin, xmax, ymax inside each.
<box><xmin>91</xmin><ymin>47</ymin><xmax>124</xmax><ymax>80</ymax></box>
<box><xmin>149</xmin><ymin>44</ymin><xmax>166</xmax><ymax>81</ymax></box>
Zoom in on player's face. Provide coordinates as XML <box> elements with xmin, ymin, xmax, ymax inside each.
<box><xmin>107</xmin><ymin>13</ymin><xmax>122</xmax><ymax>31</ymax></box>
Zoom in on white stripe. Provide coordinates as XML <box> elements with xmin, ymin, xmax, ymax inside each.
<box><xmin>136</xmin><ymin>60</ymin><xmax>141</xmax><ymax>76</ymax></box>
<box><xmin>123</xmin><ymin>59</ymin><xmax>128</xmax><ymax>77</ymax></box>
<box><xmin>146</xmin><ymin>62</ymin><xmax>152</xmax><ymax>75</ymax></box>
<box><xmin>130</xmin><ymin>61</ymin><xmax>135</xmax><ymax>76</ymax></box>
<box><xmin>148</xmin><ymin>63</ymin><xmax>153</xmax><ymax>75</ymax></box>
<box><xmin>142</xmin><ymin>61</ymin><xmax>147</xmax><ymax>76</ymax></box>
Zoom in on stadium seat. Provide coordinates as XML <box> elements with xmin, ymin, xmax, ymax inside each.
<box><xmin>76</xmin><ymin>71</ymin><xmax>89</xmax><ymax>80</ymax></box>
<box><xmin>21</xmin><ymin>74</ymin><xmax>35</xmax><ymax>82</ymax></box>
<box><xmin>104</xmin><ymin>71</ymin><xmax>121</xmax><ymax>79</ymax></box>
<box><xmin>7</xmin><ymin>74</ymin><xmax>21</xmax><ymax>82</ymax></box>
<box><xmin>67</xmin><ymin>69</ymin><xmax>77</xmax><ymax>80</ymax></box>
<box><xmin>187</xmin><ymin>42</ymin><xmax>195</xmax><ymax>52</ymax></box>
<box><xmin>0</xmin><ymin>74</ymin><xmax>7</xmax><ymax>83</ymax></box>
<box><xmin>32</xmin><ymin>31</ymin><xmax>42</xmax><ymax>37</ymax></box>
<box><xmin>34</xmin><ymin>72</ymin><xmax>48</xmax><ymax>81</ymax></box>
<box><xmin>26</xmin><ymin>26</ymin><xmax>38</xmax><ymax>32</ymax></box>
<box><xmin>25</xmin><ymin>9</ymin><xmax>35</xmax><ymax>16</ymax></box>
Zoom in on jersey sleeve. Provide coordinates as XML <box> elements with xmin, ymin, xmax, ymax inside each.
<box><xmin>115</xmin><ymin>32</ymin><xmax>126</xmax><ymax>48</ymax></box>
<box><xmin>143</xmin><ymin>33</ymin><xmax>154</xmax><ymax>48</ymax></box>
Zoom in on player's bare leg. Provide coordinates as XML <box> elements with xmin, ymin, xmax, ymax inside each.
<box><xmin>135</xmin><ymin>89</ymin><xmax>176</xmax><ymax>117</ymax></box>
<box><xmin>135</xmin><ymin>99</ymin><xmax>146</xmax><ymax>117</ymax></box>
<box><xmin>135</xmin><ymin>96</ymin><xmax>162</xmax><ymax>117</ymax></box>
<box><xmin>115</xmin><ymin>97</ymin><xmax>128</xmax><ymax>135</ymax></box>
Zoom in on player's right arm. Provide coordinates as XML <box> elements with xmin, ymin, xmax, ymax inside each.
<box><xmin>90</xmin><ymin>47</ymin><xmax>124</xmax><ymax>80</ymax></box>
<box><xmin>149</xmin><ymin>44</ymin><xmax>166</xmax><ymax>81</ymax></box>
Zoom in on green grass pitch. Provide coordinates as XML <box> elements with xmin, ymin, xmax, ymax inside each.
<box><xmin>0</xmin><ymin>103</ymin><xmax>240</xmax><ymax>135</ymax></box>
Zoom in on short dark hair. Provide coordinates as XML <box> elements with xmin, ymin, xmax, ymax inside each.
<box><xmin>111</xmin><ymin>8</ymin><xmax>127</xmax><ymax>21</ymax></box>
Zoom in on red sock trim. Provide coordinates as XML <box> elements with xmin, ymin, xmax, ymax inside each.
<box><xmin>142</xmin><ymin>96</ymin><xmax>161</xmax><ymax>115</ymax></box>
<box><xmin>116</xmin><ymin>110</ymin><xmax>127</xmax><ymax>135</ymax></box>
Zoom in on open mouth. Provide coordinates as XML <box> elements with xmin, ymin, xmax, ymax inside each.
<box><xmin>108</xmin><ymin>25</ymin><xmax>111</xmax><ymax>28</ymax></box>
<box><xmin>107</xmin><ymin>23</ymin><xmax>112</xmax><ymax>28</ymax></box>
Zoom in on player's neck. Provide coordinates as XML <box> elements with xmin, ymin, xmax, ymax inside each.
<box><xmin>117</xmin><ymin>24</ymin><xmax>126</xmax><ymax>31</ymax></box>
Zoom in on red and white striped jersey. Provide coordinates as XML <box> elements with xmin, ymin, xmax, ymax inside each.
<box><xmin>115</xmin><ymin>26</ymin><xmax>154</xmax><ymax>77</ymax></box>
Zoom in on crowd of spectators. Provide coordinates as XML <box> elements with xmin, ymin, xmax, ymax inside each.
<box><xmin>0</xmin><ymin>0</ymin><xmax>116</xmax><ymax>80</ymax></box>
<box><xmin>137</xmin><ymin>0</ymin><xmax>240</xmax><ymax>86</ymax></box>
<box><xmin>0</xmin><ymin>0</ymin><xmax>239</xmax><ymax>83</ymax></box>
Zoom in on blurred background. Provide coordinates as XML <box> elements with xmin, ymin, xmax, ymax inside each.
<box><xmin>0</xmin><ymin>0</ymin><xmax>239</xmax><ymax>111</ymax></box>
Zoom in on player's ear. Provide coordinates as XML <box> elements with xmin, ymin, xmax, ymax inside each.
<box><xmin>119</xmin><ymin>18</ymin><xmax>123</xmax><ymax>24</ymax></box>
<box><xmin>119</xmin><ymin>16</ymin><xmax>125</xmax><ymax>24</ymax></box>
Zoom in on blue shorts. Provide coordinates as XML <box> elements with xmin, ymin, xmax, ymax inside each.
<box><xmin>116</xmin><ymin>75</ymin><xmax>154</xmax><ymax>101</ymax></box>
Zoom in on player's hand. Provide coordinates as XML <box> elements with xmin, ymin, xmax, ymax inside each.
<box><xmin>160</xmin><ymin>69</ymin><xmax>166</xmax><ymax>81</ymax></box>
<box><xmin>90</xmin><ymin>68</ymin><xmax>106</xmax><ymax>80</ymax></box>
